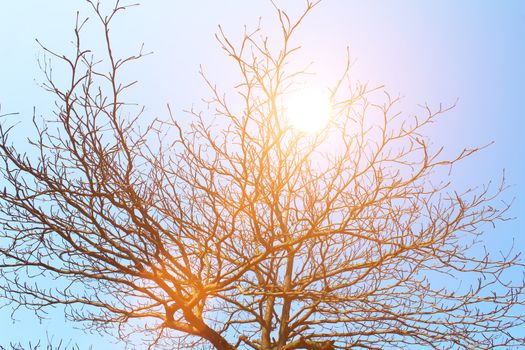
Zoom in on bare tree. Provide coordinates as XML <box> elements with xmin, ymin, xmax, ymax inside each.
<box><xmin>1</xmin><ymin>339</ymin><xmax>88</xmax><ymax>350</ymax></box>
<box><xmin>1</xmin><ymin>2</ymin><xmax>523</xmax><ymax>349</ymax></box>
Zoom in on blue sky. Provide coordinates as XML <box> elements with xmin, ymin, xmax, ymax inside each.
<box><xmin>1</xmin><ymin>1</ymin><xmax>524</xmax><ymax>348</ymax></box>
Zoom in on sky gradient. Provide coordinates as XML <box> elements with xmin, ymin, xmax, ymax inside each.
<box><xmin>1</xmin><ymin>1</ymin><xmax>524</xmax><ymax>348</ymax></box>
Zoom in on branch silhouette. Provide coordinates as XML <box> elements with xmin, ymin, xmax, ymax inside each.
<box><xmin>0</xmin><ymin>1</ymin><xmax>523</xmax><ymax>349</ymax></box>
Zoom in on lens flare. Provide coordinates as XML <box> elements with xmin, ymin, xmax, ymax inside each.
<box><xmin>284</xmin><ymin>87</ymin><xmax>331</xmax><ymax>133</ymax></box>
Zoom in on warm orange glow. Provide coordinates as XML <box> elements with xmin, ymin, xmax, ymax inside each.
<box><xmin>284</xmin><ymin>87</ymin><xmax>331</xmax><ymax>133</ymax></box>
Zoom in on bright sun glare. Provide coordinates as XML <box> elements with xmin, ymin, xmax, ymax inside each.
<box><xmin>284</xmin><ymin>87</ymin><xmax>332</xmax><ymax>133</ymax></box>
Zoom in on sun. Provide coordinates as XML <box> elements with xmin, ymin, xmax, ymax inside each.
<box><xmin>284</xmin><ymin>87</ymin><xmax>332</xmax><ymax>133</ymax></box>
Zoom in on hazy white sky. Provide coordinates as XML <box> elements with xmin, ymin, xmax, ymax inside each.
<box><xmin>1</xmin><ymin>1</ymin><xmax>524</xmax><ymax>348</ymax></box>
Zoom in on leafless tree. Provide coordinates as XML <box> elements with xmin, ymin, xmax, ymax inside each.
<box><xmin>1</xmin><ymin>339</ymin><xmax>87</xmax><ymax>350</ymax></box>
<box><xmin>1</xmin><ymin>1</ymin><xmax>523</xmax><ymax>349</ymax></box>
